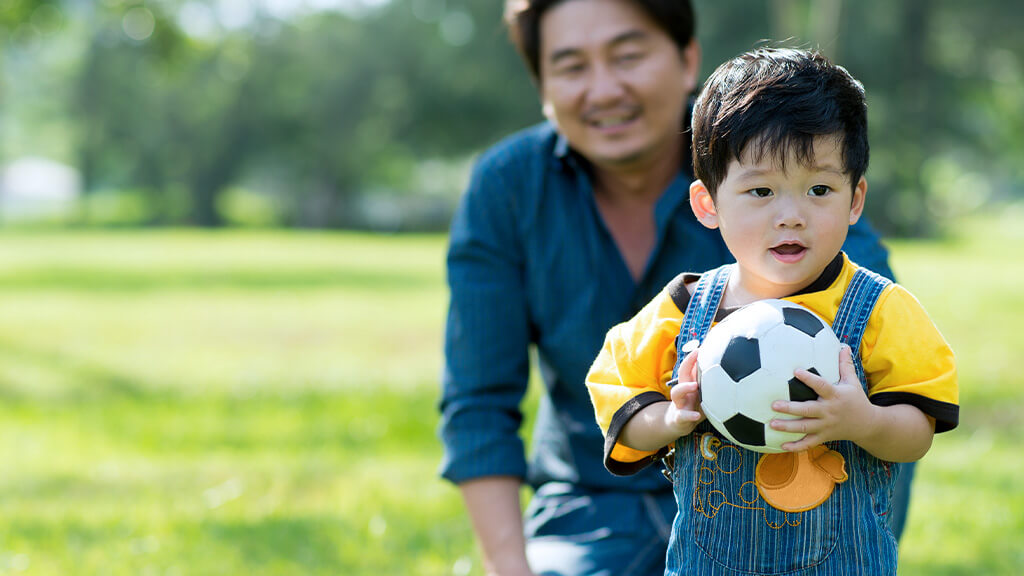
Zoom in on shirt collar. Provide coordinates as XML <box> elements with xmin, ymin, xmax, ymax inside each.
<box><xmin>548</xmin><ymin>123</ymin><xmax>696</xmax><ymax>230</ymax></box>
<box><xmin>683</xmin><ymin>251</ymin><xmax>845</xmax><ymax>320</ymax></box>
<box><xmin>796</xmin><ymin>252</ymin><xmax>845</xmax><ymax>296</ymax></box>
<box><xmin>553</xmin><ymin>129</ymin><xmax>572</xmax><ymax>160</ymax></box>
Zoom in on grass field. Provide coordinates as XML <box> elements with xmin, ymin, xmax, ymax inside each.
<box><xmin>0</xmin><ymin>209</ymin><xmax>1021</xmax><ymax>575</ymax></box>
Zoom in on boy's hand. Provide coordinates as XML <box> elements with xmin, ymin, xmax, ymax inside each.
<box><xmin>769</xmin><ymin>345</ymin><xmax>879</xmax><ymax>452</ymax></box>
<box><xmin>665</xmin><ymin>350</ymin><xmax>705</xmax><ymax>436</ymax></box>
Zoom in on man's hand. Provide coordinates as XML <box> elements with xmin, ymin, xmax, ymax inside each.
<box><xmin>459</xmin><ymin>477</ymin><xmax>537</xmax><ymax>576</ymax></box>
<box><xmin>769</xmin><ymin>345</ymin><xmax>877</xmax><ymax>452</ymax></box>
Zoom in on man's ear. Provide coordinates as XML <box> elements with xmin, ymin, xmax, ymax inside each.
<box><xmin>849</xmin><ymin>177</ymin><xmax>867</xmax><ymax>225</ymax></box>
<box><xmin>680</xmin><ymin>38</ymin><xmax>702</xmax><ymax>96</ymax></box>
<box><xmin>689</xmin><ymin>180</ymin><xmax>719</xmax><ymax>229</ymax></box>
<box><xmin>542</xmin><ymin>100</ymin><xmax>555</xmax><ymax>123</ymax></box>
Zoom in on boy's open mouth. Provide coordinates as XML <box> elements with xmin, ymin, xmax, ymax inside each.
<box><xmin>771</xmin><ymin>243</ymin><xmax>806</xmax><ymax>255</ymax></box>
<box><xmin>770</xmin><ymin>243</ymin><xmax>808</xmax><ymax>262</ymax></box>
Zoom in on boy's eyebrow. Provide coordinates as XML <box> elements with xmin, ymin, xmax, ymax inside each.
<box><xmin>810</xmin><ymin>163</ymin><xmax>846</xmax><ymax>176</ymax></box>
<box><xmin>548</xmin><ymin>30</ymin><xmax>650</xmax><ymax>65</ymax></box>
<box><xmin>732</xmin><ymin>163</ymin><xmax>846</xmax><ymax>180</ymax></box>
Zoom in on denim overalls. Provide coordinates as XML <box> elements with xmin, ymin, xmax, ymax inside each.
<box><xmin>664</xmin><ymin>263</ymin><xmax>898</xmax><ymax>576</ymax></box>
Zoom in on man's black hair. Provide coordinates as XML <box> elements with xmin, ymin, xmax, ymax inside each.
<box><xmin>504</xmin><ymin>0</ymin><xmax>695</xmax><ymax>83</ymax></box>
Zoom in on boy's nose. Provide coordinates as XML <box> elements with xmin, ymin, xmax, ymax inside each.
<box><xmin>774</xmin><ymin>199</ymin><xmax>806</xmax><ymax>228</ymax></box>
<box><xmin>776</xmin><ymin>214</ymin><xmax>805</xmax><ymax>228</ymax></box>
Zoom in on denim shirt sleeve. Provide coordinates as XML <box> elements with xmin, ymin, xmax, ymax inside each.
<box><xmin>438</xmin><ymin>152</ymin><xmax>532</xmax><ymax>484</ymax></box>
<box><xmin>843</xmin><ymin>217</ymin><xmax>895</xmax><ymax>281</ymax></box>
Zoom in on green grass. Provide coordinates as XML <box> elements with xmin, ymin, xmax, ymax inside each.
<box><xmin>884</xmin><ymin>209</ymin><xmax>1024</xmax><ymax>575</ymax></box>
<box><xmin>0</xmin><ymin>212</ymin><xmax>1021</xmax><ymax>575</ymax></box>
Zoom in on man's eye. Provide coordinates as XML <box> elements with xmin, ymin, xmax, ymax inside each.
<box><xmin>615</xmin><ymin>52</ymin><xmax>644</xmax><ymax>65</ymax></box>
<box><xmin>555</xmin><ymin>63</ymin><xmax>586</xmax><ymax>76</ymax></box>
<box><xmin>749</xmin><ymin>188</ymin><xmax>773</xmax><ymax>198</ymax></box>
<box><xmin>809</xmin><ymin>185</ymin><xmax>832</xmax><ymax>197</ymax></box>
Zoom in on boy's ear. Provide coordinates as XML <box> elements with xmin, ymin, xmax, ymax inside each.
<box><xmin>849</xmin><ymin>177</ymin><xmax>867</xmax><ymax>225</ymax></box>
<box><xmin>689</xmin><ymin>180</ymin><xmax>719</xmax><ymax>229</ymax></box>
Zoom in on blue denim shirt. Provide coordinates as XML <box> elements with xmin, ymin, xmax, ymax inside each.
<box><xmin>439</xmin><ymin>122</ymin><xmax>893</xmax><ymax>492</ymax></box>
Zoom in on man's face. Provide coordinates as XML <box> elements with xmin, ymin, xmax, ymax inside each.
<box><xmin>538</xmin><ymin>0</ymin><xmax>699</xmax><ymax>171</ymax></box>
<box><xmin>691</xmin><ymin>135</ymin><xmax>867</xmax><ymax>300</ymax></box>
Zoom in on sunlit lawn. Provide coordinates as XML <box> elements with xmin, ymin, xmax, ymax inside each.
<box><xmin>0</xmin><ymin>209</ymin><xmax>1021</xmax><ymax>575</ymax></box>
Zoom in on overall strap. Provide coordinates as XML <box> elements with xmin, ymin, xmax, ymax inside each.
<box><xmin>831</xmin><ymin>266</ymin><xmax>892</xmax><ymax>387</ymax></box>
<box><xmin>672</xmin><ymin>264</ymin><xmax>732</xmax><ymax>379</ymax></box>
<box><xmin>663</xmin><ymin>264</ymin><xmax>731</xmax><ymax>478</ymax></box>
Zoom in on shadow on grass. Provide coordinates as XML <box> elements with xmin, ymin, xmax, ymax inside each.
<box><xmin>0</xmin><ymin>330</ymin><xmax>442</xmax><ymax>460</ymax></box>
<box><xmin>199</xmin><ymin>515</ymin><xmax>349</xmax><ymax>572</ymax></box>
<box><xmin>2</xmin><ymin>516</ymin><xmax>356</xmax><ymax>574</ymax></box>
<box><xmin>0</xmin><ymin>334</ymin><xmax>149</xmax><ymax>402</ymax></box>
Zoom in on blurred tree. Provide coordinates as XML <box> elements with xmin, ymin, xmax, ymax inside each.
<box><xmin>3</xmin><ymin>0</ymin><xmax>1021</xmax><ymax>231</ymax></box>
<box><xmin>0</xmin><ymin>0</ymin><xmax>53</xmax><ymax>31</ymax></box>
<box><xmin>66</xmin><ymin>0</ymin><xmax>541</xmax><ymax>227</ymax></box>
<box><xmin>699</xmin><ymin>0</ymin><xmax>1024</xmax><ymax>235</ymax></box>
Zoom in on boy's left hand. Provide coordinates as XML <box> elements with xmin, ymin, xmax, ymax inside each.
<box><xmin>769</xmin><ymin>345</ymin><xmax>878</xmax><ymax>452</ymax></box>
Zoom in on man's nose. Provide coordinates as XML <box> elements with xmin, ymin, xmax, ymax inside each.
<box><xmin>586</xmin><ymin>62</ymin><xmax>627</xmax><ymax>104</ymax></box>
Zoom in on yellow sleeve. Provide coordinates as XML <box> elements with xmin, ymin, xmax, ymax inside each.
<box><xmin>861</xmin><ymin>284</ymin><xmax>959</xmax><ymax>432</ymax></box>
<box><xmin>586</xmin><ymin>289</ymin><xmax>684</xmax><ymax>473</ymax></box>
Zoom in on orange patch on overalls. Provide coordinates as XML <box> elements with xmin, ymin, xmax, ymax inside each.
<box><xmin>755</xmin><ymin>446</ymin><xmax>849</xmax><ymax>513</ymax></box>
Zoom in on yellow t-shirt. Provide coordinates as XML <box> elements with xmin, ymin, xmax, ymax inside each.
<box><xmin>586</xmin><ymin>254</ymin><xmax>958</xmax><ymax>475</ymax></box>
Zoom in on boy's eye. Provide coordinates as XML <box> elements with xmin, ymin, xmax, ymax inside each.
<box><xmin>808</xmin><ymin>185</ymin><xmax>832</xmax><ymax>197</ymax></box>
<box><xmin>748</xmin><ymin>188</ymin><xmax>773</xmax><ymax>198</ymax></box>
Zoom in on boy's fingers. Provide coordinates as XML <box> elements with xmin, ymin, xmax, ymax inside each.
<box><xmin>771</xmin><ymin>398</ymin><xmax>823</xmax><ymax>418</ymax></box>
<box><xmin>674</xmin><ymin>409</ymin><xmax>703</xmax><ymax>424</ymax></box>
<box><xmin>837</xmin><ymin>344</ymin><xmax>858</xmax><ymax>384</ymax></box>
<box><xmin>792</xmin><ymin>366</ymin><xmax>834</xmax><ymax>399</ymax></box>
<box><xmin>670</xmin><ymin>380</ymin><xmax>697</xmax><ymax>400</ymax></box>
<box><xmin>677</xmin><ymin>349</ymin><xmax>699</xmax><ymax>381</ymax></box>
<box><xmin>780</xmin><ymin>434</ymin><xmax>821</xmax><ymax>452</ymax></box>
<box><xmin>770</xmin><ymin>414</ymin><xmax>822</xmax><ymax>432</ymax></box>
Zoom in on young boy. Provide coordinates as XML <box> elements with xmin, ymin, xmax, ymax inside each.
<box><xmin>586</xmin><ymin>48</ymin><xmax>958</xmax><ymax>575</ymax></box>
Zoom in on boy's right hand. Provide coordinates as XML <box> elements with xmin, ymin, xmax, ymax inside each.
<box><xmin>665</xmin><ymin>351</ymin><xmax>705</xmax><ymax>436</ymax></box>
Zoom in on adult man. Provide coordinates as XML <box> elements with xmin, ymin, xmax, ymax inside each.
<box><xmin>439</xmin><ymin>1</ymin><xmax>908</xmax><ymax>574</ymax></box>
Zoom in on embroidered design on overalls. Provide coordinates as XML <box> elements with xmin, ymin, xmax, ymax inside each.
<box><xmin>691</xmin><ymin>432</ymin><xmax>801</xmax><ymax>529</ymax></box>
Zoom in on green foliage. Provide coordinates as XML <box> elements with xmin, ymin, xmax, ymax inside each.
<box><xmin>45</xmin><ymin>1</ymin><xmax>541</xmax><ymax>228</ymax></box>
<box><xmin>0</xmin><ymin>0</ymin><xmax>59</xmax><ymax>33</ymax></box>
<box><xmin>216</xmin><ymin>187</ymin><xmax>281</xmax><ymax>227</ymax></box>
<box><xmin>0</xmin><ymin>212</ymin><xmax>1021</xmax><ymax>574</ymax></box>
<box><xmin>2</xmin><ymin>1</ymin><xmax>1023</xmax><ymax>233</ymax></box>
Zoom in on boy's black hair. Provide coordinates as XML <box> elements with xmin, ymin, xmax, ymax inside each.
<box><xmin>691</xmin><ymin>48</ymin><xmax>869</xmax><ymax>196</ymax></box>
<box><xmin>504</xmin><ymin>0</ymin><xmax>695</xmax><ymax>83</ymax></box>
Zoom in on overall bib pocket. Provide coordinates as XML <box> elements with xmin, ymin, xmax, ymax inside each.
<box><xmin>680</xmin><ymin>432</ymin><xmax>843</xmax><ymax>574</ymax></box>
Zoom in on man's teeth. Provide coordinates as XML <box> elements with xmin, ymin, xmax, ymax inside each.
<box><xmin>593</xmin><ymin>116</ymin><xmax>633</xmax><ymax>127</ymax></box>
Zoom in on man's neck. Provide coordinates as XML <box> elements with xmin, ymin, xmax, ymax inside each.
<box><xmin>590</xmin><ymin>137</ymin><xmax>683</xmax><ymax>205</ymax></box>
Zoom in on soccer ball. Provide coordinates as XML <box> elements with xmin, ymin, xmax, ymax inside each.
<box><xmin>696</xmin><ymin>299</ymin><xmax>841</xmax><ymax>453</ymax></box>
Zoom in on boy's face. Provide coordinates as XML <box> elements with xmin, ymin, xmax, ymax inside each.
<box><xmin>690</xmin><ymin>135</ymin><xmax>867</xmax><ymax>300</ymax></box>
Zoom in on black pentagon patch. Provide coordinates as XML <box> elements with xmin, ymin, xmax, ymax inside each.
<box><xmin>720</xmin><ymin>337</ymin><xmax>760</xmax><ymax>382</ymax></box>
<box><xmin>724</xmin><ymin>413</ymin><xmax>765</xmax><ymax>446</ymax></box>
<box><xmin>788</xmin><ymin>368</ymin><xmax>820</xmax><ymax>402</ymax></box>
<box><xmin>782</xmin><ymin>307</ymin><xmax>824</xmax><ymax>337</ymax></box>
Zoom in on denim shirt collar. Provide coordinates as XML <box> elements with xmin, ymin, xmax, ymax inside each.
<box><xmin>550</xmin><ymin>125</ymin><xmax>695</xmax><ymax>230</ymax></box>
